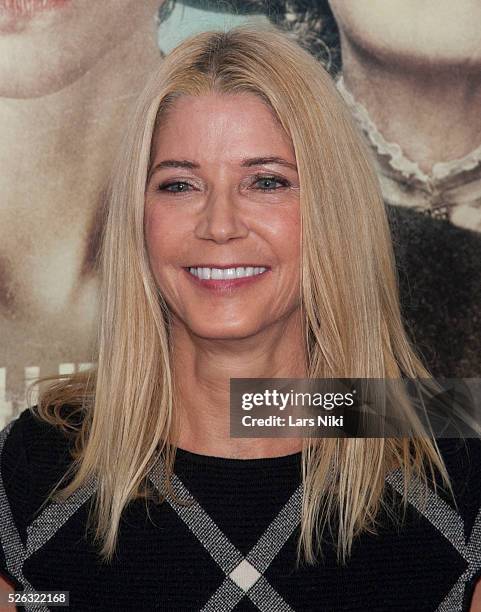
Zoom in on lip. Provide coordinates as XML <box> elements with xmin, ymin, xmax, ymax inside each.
<box><xmin>0</xmin><ymin>0</ymin><xmax>69</xmax><ymax>17</ymax></box>
<box><xmin>184</xmin><ymin>263</ymin><xmax>270</xmax><ymax>269</ymax></box>
<box><xmin>183</xmin><ymin>266</ymin><xmax>271</xmax><ymax>294</ymax></box>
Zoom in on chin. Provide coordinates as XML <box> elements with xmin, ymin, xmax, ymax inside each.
<box><xmin>188</xmin><ymin>321</ymin><xmax>264</xmax><ymax>341</ymax></box>
<box><xmin>0</xmin><ymin>62</ymin><xmax>88</xmax><ymax>99</ymax></box>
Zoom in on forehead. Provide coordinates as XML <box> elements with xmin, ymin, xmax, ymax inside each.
<box><xmin>150</xmin><ymin>92</ymin><xmax>295</xmax><ymax>162</ymax></box>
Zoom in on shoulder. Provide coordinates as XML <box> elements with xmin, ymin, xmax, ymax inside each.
<box><xmin>0</xmin><ymin>407</ymin><xmax>76</xmax><ymax>526</ymax></box>
<box><xmin>0</xmin><ymin>407</ymin><xmax>78</xmax><ymax>590</ymax></box>
<box><xmin>402</xmin><ymin>437</ymin><xmax>481</xmax><ymax>519</ymax></box>
<box><xmin>435</xmin><ymin>436</ymin><xmax>481</xmax><ymax>502</ymax></box>
<box><xmin>1</xmin><ymin>405</ymin><xmax>73</xmax><ymax>467</ymax></box>
<box><xmin>384</xmin><ymin>437</ymin><xmax>481</xmax><ymax>609</ymax></box>
<box><xmin>406</xmin><ymin>437</ymin><xmax>481</xmax><ymax>552</ymax></box>
<box><xmin>435</xmin><ymin>438</ymin><xmax>481</xmax><ymax>611</ymax></box>
<box><xmin>386</xmin><ymin>436</ymin><xmax>481</xmax><ymax>538</ymax></box>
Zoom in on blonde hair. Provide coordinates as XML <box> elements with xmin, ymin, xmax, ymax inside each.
<box><xmin>30</xmin><ymin>23</ymin><xmax>456</xmax><ymax>567</ymax></box>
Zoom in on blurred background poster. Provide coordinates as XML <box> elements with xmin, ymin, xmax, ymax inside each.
<box><xmin>1</xmin><ymin>0</ymin><xmax>480</xmax><ymax>428</ymax></box>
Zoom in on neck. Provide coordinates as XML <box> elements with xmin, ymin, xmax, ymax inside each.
<box><xmin>0</xmin><ymin>20</ymin><xmax>161</xmax><ymax>320</ymax></box>
<box><xmin>171</xmin><ymin>310</ymin><xmax>307</xmax><ymax>459</ymax></box>
<box><xmin>0</xmin><ymin>23</ymin><xmax>161</xmax><ymax>287</ymax></box>
<box><xmin>340</xmin><ymin>37</ymin><xmax>481</xmax><ymax>174</ymax></box>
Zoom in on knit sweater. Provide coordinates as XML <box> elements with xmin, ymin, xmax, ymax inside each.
<box><xmin>1</xmin><ymin>408</ymin><xmax>481</xmax><ymax>612</ymax></box>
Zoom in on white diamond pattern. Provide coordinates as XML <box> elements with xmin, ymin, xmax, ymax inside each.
<box><xmin>229</xmin><ymin>558</ymin><xmax>262</xmax><ymax>592</ymax></box>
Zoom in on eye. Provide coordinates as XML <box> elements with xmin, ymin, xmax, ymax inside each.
<box><xmin>252</xmin><ymin>175</ymin><xmax>290</xmax><ymax>191</ymax></box>
<box><xmin>157</xmin><ymin>181</ymin><xmax>193</xmax><ymax>193</ymax></box>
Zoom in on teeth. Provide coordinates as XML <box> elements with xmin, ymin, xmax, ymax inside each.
<box><xmin>188</xmin><ymin>266</ymin><xmax>267</xmax><ymax>280</ymax></box>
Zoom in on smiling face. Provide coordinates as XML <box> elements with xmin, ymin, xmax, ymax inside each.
<box><xmin>144</xmin><ymin>92</ymin><xmax>301</xmax><ymax>340</ymax></box>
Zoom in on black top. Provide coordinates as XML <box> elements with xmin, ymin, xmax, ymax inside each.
<box><xmin>1</xmin><ymin>407</ymin><xmax>481</xmax><ymax>612</ymax></box>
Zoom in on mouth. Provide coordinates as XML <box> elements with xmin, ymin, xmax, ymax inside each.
<box><xmin>185</xmin><ymin>265</ymin><xmax>269</xmax><ymax>280</ymax></box>
<box><xmin>182</xmin><ymin>264</ymin><xmax>271</xmax><ymax>292</ymax></box>
<box><xmin>0</xmin><ymin>0</ymin><xmax>69</xmax><ymax>17</ymax></box>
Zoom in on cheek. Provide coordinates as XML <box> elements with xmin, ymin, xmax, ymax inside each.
<box><xmin>260</xmin><ymin>210</ymin><xmax>301</xmax><ymax>299</ymax></box>
<box><xmin>144</xmin><ymin>208</ymin><xmax>182</xmax><ymax>277</ymax></box>
<box><xmin>263</xmin><ymin>208</ymin><xmax>301</xmax><ymax>261</ymax></box>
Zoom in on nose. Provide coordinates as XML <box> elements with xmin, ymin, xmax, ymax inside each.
<box><xmin>194</xmin><ymin>190</ymin><xmax>249</xmax><ymax>244</ymax></box>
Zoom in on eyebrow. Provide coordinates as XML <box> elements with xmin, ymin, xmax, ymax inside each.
<box><xmin>147</xmin><ymin>155</ymin><xmax>297</xmax><ymax>181</ymax></box>
<box><xmin>240</xmin><ymin>156</ymin><xmax>297</xmax><ymax>170</ymax></box>
<box><xmin>147</xmin><ymin>159</ymin><xmax>199</xmax><ymax>182</ymax></box>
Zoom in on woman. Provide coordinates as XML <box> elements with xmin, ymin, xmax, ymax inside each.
<box><xmin>327</xmin><ymin>0</ymin><xmax>481</xmax><ymax>379</ymax></box>
<box><xmin>0</xmin><ymin>0</ymin><xmax>165</xmax><ymax>422</ymax></box>
<box><xmin>1</xmin><ymin>24</ymin><xmax>480</xmax><ymax>611</ymax></box>
<box><xmin>241</xmin><ymin>0</ymin><xmax>481</xmax><ymax>380</ymax></box>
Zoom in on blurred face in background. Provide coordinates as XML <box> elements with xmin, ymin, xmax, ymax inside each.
<box><xmin>144</xmin><ymin>92</ymin><xmax>302</xmax><ymax>341</ymax></box>
<box><xmin>0</xmin><ymin>0</ymin><xmax>162</xmax><ymax>97</ymax></box>
<box><xmin>328</xmin><ymin>0</ymin><xmax>481</xmax><ymax>66</ymax></box>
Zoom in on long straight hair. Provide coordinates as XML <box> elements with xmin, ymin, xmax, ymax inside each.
<box><xmin>31</xmin><ymin>23</ymin><xmax>455</xmax><ymax>567</ymax></box>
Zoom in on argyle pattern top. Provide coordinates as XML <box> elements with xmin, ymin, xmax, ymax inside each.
<box><xmin>1</xmin><ymin>407</ymin><xmax>481</xmax><ymax>612</ymax></box>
